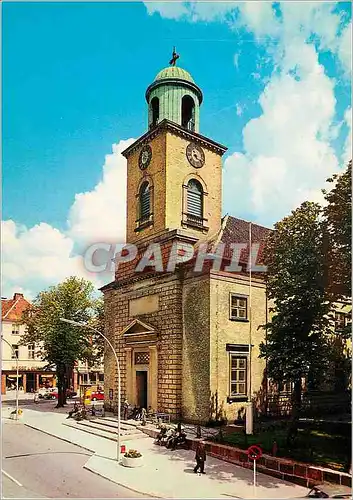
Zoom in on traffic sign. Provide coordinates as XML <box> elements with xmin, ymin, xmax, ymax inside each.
<box><xmin>247</xmin><ymin>445</ymin><xmax>262</xmax><ymax>461</ymax></box>
<box><xmin>247</xmin><ymin>445</ymin><xmax>263</xmax><ymax>492</ymax></box>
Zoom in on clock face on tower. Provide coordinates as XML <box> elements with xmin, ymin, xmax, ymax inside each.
<box><xmin>186</xmin><ymin>142</ymin><xmax>205</xmax><ymax>168</ymax></box>
<box><xmin>139</xmin><ymin>144</ymin><xmax>152</xmax><ymax>170</ymax></box>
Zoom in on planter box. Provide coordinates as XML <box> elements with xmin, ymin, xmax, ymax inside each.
<box><xmin>121</xmin><ymin>456</ymin><xmax>143</xmax><ymax>468</ymax></box>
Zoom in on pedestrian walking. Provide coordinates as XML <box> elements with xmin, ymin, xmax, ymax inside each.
<box><xmin>194</xmin><ymin>440</ymin><xmax>206</xmax><ymax>474</ymax></box>
<box><xmin>123</xmin><ymin>399</ymin><xmax>129</xmax><ymax>420</ymax></box>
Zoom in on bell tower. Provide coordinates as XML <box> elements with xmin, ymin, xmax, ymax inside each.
<box><xmin>122</xmin><ymin>50</ymin><xmax>227</xmax><ymax>245</ymax></box>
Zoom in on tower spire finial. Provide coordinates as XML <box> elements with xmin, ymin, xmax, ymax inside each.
<box><xmin>169</xmin><ymin>47</ymin><xmax>179</xmax><ymax>66</ymax></box>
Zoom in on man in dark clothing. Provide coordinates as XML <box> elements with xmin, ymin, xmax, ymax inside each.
<box><xmin>194</xmin><ymin>440</ymin><xmax>206</xmax><ymax>474</ymax></box>
<box><xmin>67</xmin><ymin>402</ymin><xmax>79</xmax><ymax>419</ymax></box>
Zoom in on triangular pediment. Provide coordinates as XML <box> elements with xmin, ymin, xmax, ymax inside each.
<box><xmin>121</xmin><ymin>319</ymin><xmax>155</xmax><ymax>336</ymax></box>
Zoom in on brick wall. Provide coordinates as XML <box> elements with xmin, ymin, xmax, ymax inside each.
<box><xmin>137</xmin><ymin>425</ymin><xmax>352</xmax><ymax>489</ymax></box>
<box><xmin>104</xmin><ymin>272</ymin><xmax>184</xmax><ymax>419</ymax></box>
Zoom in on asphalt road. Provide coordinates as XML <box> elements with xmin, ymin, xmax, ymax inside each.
<box><xmin>2</xmin><ymin>421</ymin><xmax>146</xmax><ymax>498</ymax></box>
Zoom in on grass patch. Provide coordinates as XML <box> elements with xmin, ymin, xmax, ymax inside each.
<box><xmin>215</xmin><ymin>426</ymin><xmax>350</xmax><ymax>472</ymax></box>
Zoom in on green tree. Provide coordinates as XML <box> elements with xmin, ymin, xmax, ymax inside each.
<box><xmin>84</xmin><ymin>296</ymin><xmax>105</xmax><ymax>368</ymax></box>
<box><xmin>322</xmin><ymin>160</ymin><xmax>352</xmax><ymax>300</ymax></box>
<box><xmin>259</xmin><ymin>202</ymin><xmax>331</xmax><ymax>443</ymax></box>
<box><xmin>322</xmin><ymin>161</ymin><xmax>352</xmax><ymax>392</ymax></box>
<box><xmin>21</xmin><ymin>277</ymin><xmax>102</xmax><ymax>407</ymax></box>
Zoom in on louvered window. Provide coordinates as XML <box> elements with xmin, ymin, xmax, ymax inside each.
<box><xmin>139</xmin><ymin>182</ymin><xmax>150</xmax><ymax>223</ymax></box>
<box><xmin>187</xmin><ymin>179</ymin><xmax>203</xmax><ymax>226</ymax></box>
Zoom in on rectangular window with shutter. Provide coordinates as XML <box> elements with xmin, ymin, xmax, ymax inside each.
<box><xmin>230</xmin><ymin>294</ymin><xmax>248</xmax><ymax>320</ymax></box>
<box><xmin>187</xmin><ymin>190</ymin><xmax>202</xmax><ymax>218</ymax></box>
<box><xmin>185</xmin><ymin>179</ymin><xmax>204</xmax><ymax>228</ymax></box>
<box><xmin>140</xmin><ymin>192</ymin><xmax>150</xmax><ymax>222</ymax></box>
<box><xmin>230</xmin><ymin>356</ymin><xmax>247</xmax><ymax>397</ymax></box>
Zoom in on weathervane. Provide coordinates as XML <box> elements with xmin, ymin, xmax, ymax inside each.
<box><xmin>169</xmin><ymin>47</ymin><xmax>179</xmax><ymax>66</ymax></box>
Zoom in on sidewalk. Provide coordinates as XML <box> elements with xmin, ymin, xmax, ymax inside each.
<box><xmin>6</xmin><ymin>407</ymin><xmax>309</xmax><ymax>499</ymax></box>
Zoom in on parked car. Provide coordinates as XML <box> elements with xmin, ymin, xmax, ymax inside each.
<box><xmin>305</xmin><ymin>484</ymin><xmax>351</xmax><ymax>498</ymax></box>
<box><xmin>44</xmin><ymin>388</ymin><xmax>77</xmax><ymax>400</ymax></box>
<box><xmin>90</xmin><ymin>391</ymin><xmax>104</xmax><ymax>401</ymax></box>
<box><xmin>38</xmin><ymin>387</ymin><xmax>51</xmax><ymax>398</ymax></box>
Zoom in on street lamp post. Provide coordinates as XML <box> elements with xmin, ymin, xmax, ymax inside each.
<box><xmin>59</xmin><ymin>318</ymin><xmax>121</xmax><ymax>461</ymax></box>
<box><xmin>1</xmin><ymin>336</ymin><xmax>19</xmax><ymax>420</ymax></box>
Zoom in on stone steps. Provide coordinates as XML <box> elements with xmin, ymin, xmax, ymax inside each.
<box><xmin>90</xmin><ymin>418</ymin><xmax>139</xmax><ymax>434</ymax></box>
<box><xmin>79</xmin><ymin>420</ymin><xmax>139</xmax><ymax>436</ymax></box>
<box><xmin>63</xmin><ymin>419</ymin><xmax>145</xmax><ymax>443</ymax></box>
<box><xmin>98</xmin><ymin>417</ymin><xmax>139</xmax><ymax>429</ymax></box>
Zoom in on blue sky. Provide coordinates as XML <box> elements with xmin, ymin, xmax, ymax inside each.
<box><xmin>2</xmin><ymin>1</ymin><xmax>352</xmax><ymax>298</ymax></box>
<box><xmin>4</xmin><ymin>1</ymin><xmax>273</xmax><ymax>229</ymax></box>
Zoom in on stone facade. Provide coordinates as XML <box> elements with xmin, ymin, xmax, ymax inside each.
<box><xmin>104</xmin><ymin>271</ymin><xmax>184</xmax><ymax>419</ymax></box>
<box><xmin>104</xmin><ymin>245</ymin><xmax>271</xmax><ymax>423</ymax></box>
<box><xmin>102</xmin><ymin>62</ymin><xmax>271</xmax><ymax>424</ymax></box>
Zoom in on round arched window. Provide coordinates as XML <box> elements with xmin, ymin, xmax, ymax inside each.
<box><xmin>182</xmin><ymin>95</ymin><xmax>195</xmax><ymax>131</ymax></box>
<box><xmin>187</xmin><ymin>179</ymin><xmax>203</xmax><ymax>223</ymax></box>
<box><xmin>139</xmin><ymin>181</ymin><xmax>151</xmax><ymax>222</ymax></box>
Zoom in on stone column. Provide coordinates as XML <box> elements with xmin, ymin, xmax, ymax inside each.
<box><xmin>125</xmin><ymin>348</ymin><xmax>133</xmax><ymax>403</ymax></box>
<box><xmin>36</xmin><ymin>373</ymin><xmax>40</xmax><ymax>390</ymax></box>
<box><xmin>148</xmin><ymin>346</ymin><xmax>158</xmax><ymax>412</ymax></box>
<box><xmin>22</xmin><ymin>373</ymin><xmax>27</xmax><ymax>392</ymax></box>
<box><xmin>1</xmin><ymin>374</ymin><xmax>6</xmax><ymax>395</ymax></box>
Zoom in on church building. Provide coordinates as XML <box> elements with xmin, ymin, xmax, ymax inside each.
<box><xmin>102</xmin><ymin>55</ymin><xmax>271</xmax><ymax>424</ymax></box>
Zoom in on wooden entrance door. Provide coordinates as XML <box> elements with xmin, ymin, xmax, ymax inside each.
<box><xmin>136</xmin><ymin>371</ymin><xmax>148</xmax><ymax>409</ymax></box>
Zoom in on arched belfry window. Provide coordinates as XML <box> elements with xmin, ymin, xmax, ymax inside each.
<box><xmin>182</xmin><ymin>95</ymin><xmax>195</xmax><ymax>131</ymax></box>
<box><xmin>186</xmin><ymin>179</ymin><xmax>203</xmax><ymax>226</ymax></box>
<box><xmin>139</xmin><ymin>181</ymin><xmax>151</xmax><ymax>223</ymax></box>
<box><xmin>151</xmin><ymin>97</ymin><xmax>159</xmax><ymax>128</ymax></box>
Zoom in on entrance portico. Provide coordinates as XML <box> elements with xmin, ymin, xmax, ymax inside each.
<box><xmin>122</xmin><ymin>319</ymin><xmax>158</xmax><ymax>410</ymax></box>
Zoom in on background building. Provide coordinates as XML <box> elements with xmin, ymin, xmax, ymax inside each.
<box><xmin>74</xmin><ymin>359</ymin><xmax>104</xmax><ymax>391</ymax></box>
<box><xmin>1</xmin><ymin>293</ymin><xmax>55</xmax><ymax>394</ymax></box>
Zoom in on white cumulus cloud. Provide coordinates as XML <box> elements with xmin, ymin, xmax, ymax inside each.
<box><xmin>2</xmin><ymin>139</ymin><xmax>134</xmax><ymax>300</ymax></box>
<box><xmin>223</xmin><ymin>40</ymin><xmax>339</xmax><ymax>225</ymax></box>
<box><xmin>67</xmin><ymin>138</ymin><xmax>133</xmax><ymax>251</ymax></box>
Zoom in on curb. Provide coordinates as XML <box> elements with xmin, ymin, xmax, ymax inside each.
<box><xmin>23</xmin><ymin>420</ymin><xmax>163</xmax><ymax>497</ymax></box>
<box><xmin>24</xmin><ymin>422</ymin><xmax>95</xmax><ymax>454</ymax></box>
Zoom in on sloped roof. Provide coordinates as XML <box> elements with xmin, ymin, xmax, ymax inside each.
<box><xmin>195</xmin><ymin>215</ymin><xmax>271</xmax><ymax>265</ymax></box>
<box><xmin>220</xmin><ymin>215</ymin><xmax>271</xmax><ymax>264</ymax></box>
<box><xmin>1</xmin><ymin>293</ymin><xmax>31</xmax><ymax>322</ymax></box>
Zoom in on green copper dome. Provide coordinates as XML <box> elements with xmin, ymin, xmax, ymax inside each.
<box><xmin>154</xmin><ymin>66</ymin><xmax>195</xmax><ymax>84</ymax></box>
<box><xmin>146</xmin><ymin>62</ymin><xmax>203</xmax><ymax>133</ymax></box>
